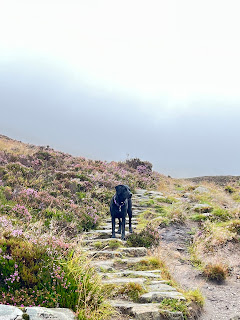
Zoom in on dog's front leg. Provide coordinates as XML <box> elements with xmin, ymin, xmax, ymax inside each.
<box><xmin>112</xmin><ymin>216</ymin><xmax>116</xmax><ymax>238</ymax></box>
<box><xmin>129</xmin><ymin>217</ymin><xmax>133</xmax><ymax>233</ymax></box>
<box><xmin>117</xmin><ymin>218</ymin><xmax>122</xmax><ymax>234</ymax></box>
<box><xmin>121</xmin><ymin>216</ymin><xmax>126</xmax><ymax>240</ymax></box>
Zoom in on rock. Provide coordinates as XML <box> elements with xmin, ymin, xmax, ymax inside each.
<box><xmin>105</xmin><ymin>270</ymin><xmax>162</xmax><ymax>278</ymax></box>
<box><xmin>145</xmin><ymin>191</ymin><xmax>164</xmax><ymax>197</ymax></box>
<box><xmin>26</xmin><ymin>307</ymin><xmax>76</xmax><ymax>320</ymax></box>
<box><xmin>194</xmin><ymin>186</ymin><xmax>209</xmax><ymax>194</ymax></box>
<box><xmin>230</xmin><ymin>316</ymin><xmax>240</xmax><ymax>320</ymax></box>
<box><xmin>92</xmin><ymin>259</ymin><xmax>114</xmax><ymax>271</ymax></box>
<box><xmin>119</xmin><ymin>247</ymin><xmax>147</xmax><ymax>257</ymax></box>
<box><xmin>140</xmin><ymin>291</ymin><xmax>185</xmax><ymax>303</ymax></box>
<box><xmin>110</xmin><ymin>299</ymin><xmax>162</xmax><ymax>319</ymax></box>
<box><xmin>114</xmin><ymin>256</ymin><xmax>146</xmax><ymax>265</ymax></box>
<box><xmin>0</xmin><ymin>305</ymin><xmax>23</xmax><ymax>320</ymax></box>
<box><xmin>159</xmin><ymin>310</ymin><xmax>184</xmax><ymax>320</ymax></box>
<box><xmin>148</xmin><ymin>283</ymin><xmax>178</xmax><ymax>292</ymax></box>
<box><xmin>102</xmin><ymin>277</ymin><xmax>146</xmax><ymax>285</ymax></box>
<box><xmin>88</xmin><ymin>250</ymin><xmax>123</xmax><ymax>259</ymax></box>
<box><xmin>110</xmin><ymin>300</ymin><xmax>183</xmax><ymax>320</ymax></box>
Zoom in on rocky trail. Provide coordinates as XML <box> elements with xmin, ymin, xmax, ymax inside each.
<box><xmin>82</xmin><ymin>189</ymin><xmax>186</xmax><ymax>320</ymax></box>
<box><xmin>84</xmin><ymin>188</ymin><xmax>240</xmax><ymax>320</ymax></box>
<box><xmin>2</xmin><ymin>189</ymin><xmax>240</xmax><ymax>320</ymax></box>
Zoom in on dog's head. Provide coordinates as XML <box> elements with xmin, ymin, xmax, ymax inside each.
<box><xmin>115</xmin><ymin>185</ymin><xmax>132</xmax><ymax>203</ymax></box>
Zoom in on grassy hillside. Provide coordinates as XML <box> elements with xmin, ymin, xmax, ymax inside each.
<box><xmin>1</xmin><ymin>134</ymin><xmax>240</xmax><ymax>319</ymax></box>
<box><xmin>0</xmin><ymin>134</ymin><xmax>161</xmax><ymax>318</ymax></box>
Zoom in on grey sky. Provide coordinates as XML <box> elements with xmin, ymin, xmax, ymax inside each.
<box><xmin>1</xmin><ymin>1</ymin><xmax>240</xmax><ymax>177</ymax></box>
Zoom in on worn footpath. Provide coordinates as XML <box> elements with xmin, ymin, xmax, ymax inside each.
<box><xmin>82</xmin><ymin>189</ymin><xmax>186</xmax><ymax>320</ymax></box>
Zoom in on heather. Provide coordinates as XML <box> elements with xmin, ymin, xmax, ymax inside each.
<box><xmin>0</xmin><ymin>137</ymin><xmax>161</xmax><ymax>318</ymax></box>
<box><xmin>0</xmin><ymin>147</ymin><xmax>160</xmax><ymax>238</ymax></box>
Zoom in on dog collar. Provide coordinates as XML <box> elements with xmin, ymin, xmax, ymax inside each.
<box><xmin>114</xmin><ymin>196</ymin><xmax>127</xmax><ymax>212</ymax></box>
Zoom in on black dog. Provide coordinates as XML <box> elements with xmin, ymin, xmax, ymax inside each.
<box><xmin>110</xmin><ymin>185</ymin><xmax>133</xmax><ymax>240</ymax></box>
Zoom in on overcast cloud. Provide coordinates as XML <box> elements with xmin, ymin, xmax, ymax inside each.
<box><xmin>1</xmin><ymin>0</ymin><xmax>240</xmax><ymax>177</ymax></box>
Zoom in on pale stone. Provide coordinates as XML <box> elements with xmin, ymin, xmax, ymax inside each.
<box><xmin>194</xmin><ymin>186</ymin><xmax>209</xmax><ymax>194</ymax></box>
<box><xmin>0</xmin><ymin>305</ymin><xmax>23</xmax><ymax>320</ymax></box>
<box><xmin>118</xmin><ymin>247</ymin><xmax>147</xmax><ymax>257</ymax></box>
<box><xmin>88</xmin><ymin>250</ymin><xmax>123</xmax><ymax>259</ymax></box>
<box><xmin>105</xmin><ymin>270</ymin><xmax>162</xmax><ymax>278</ymax></box>
<box><xmin>102</xmin><ymin>277</ymin><xmax>146</xmax><ymax>285</ymax></box>
<box><xmin>26</xmin><ymin>307</ymin><xmax>76</xmax><ymax>320</ymax></box>
<box><xmin>140</xmin><ymin>291</ymin><xmax>185</xmax><ymax>303</ymax></box>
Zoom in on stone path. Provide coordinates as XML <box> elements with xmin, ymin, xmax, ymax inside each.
<box><xmin>82</xmin><ymin>189</ymin><xmax>186</xmax><ymax>320</ymax></box>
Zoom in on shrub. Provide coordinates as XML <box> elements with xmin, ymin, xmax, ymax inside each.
<box><xmin>203</xmin><ymin>263</ymin><xmax>228</xmax><ymax>282</ymax></box>
<box><xmin>126</xmin><ymin>225</ymin><xmax>161</xmax><ymax>248</ymax></box>
<box><xmin>125</xmin><ymin>158</ymin><xmax>152</xmax><ymax>171</ymax></box>
<box><xmin>108</xmin><ymin>239</ymin><xmax>122</xmax><ymax>249</ymax></box>
<box><xmin>225</xmin><ymin>185</ymin><xmax>236</xmax><ymax>194</ymax></box>
<box><xmin>160</xmin><ymin>299</ymin><xmax>189</xmax><ymax>318</ymax></box>
<box><xmin>117</xmin><ymin>282</ymin><xmax>146</xmax><ymax>302</ymax></box>
<box><xmin>211</xmin><ymin>208</ymin><xmax>231</xmax><ymax>222</ymax></box>
<box><xmin>0</xmin><ymin>234</ymin><xmax>112</xmax><ymax>319</ymax></box>
<box><xmin>130</xmin><ymin>256</ymin><xmax>165</xmax><ymax>272</ymax></box>
<box><xmin>228</xmin><ymin>219</ymin><xmax>240</xmax><ymax>234</ymax></box>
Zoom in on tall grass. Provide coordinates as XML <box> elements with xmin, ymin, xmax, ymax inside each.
<box><xmin>63</xmin><ymin>252</ymin><xmax>113</xmax><ymax>320</ymax></box>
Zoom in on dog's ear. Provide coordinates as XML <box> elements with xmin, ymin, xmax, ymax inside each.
<box><xmin>115</xmin><ymin>185</ymin><xmax>123</xmax><ymax>194</ymax></box>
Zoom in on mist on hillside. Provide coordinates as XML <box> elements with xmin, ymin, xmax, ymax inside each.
<box><xmin>1</xmin><ymin>61</ymin><xmax>240</xmax><ymax>178</ymax></box>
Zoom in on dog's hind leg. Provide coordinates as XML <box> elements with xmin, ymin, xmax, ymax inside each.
<box><xmin>121</xmin><ymin>216</ymin><xmax>126</xmax><ymax>240</ymax></box>
<box><xmin>112</xmin><ymin>217</ymin><xmax>116</xmax><ymax>238</ymax></box>
<box><xmin>129</xmin><ymin>217</ymin><xmax>133</xmax><ymax>233</ymax></box>
<box><xmin>128</xmin><ymin>199</ymin><xmax>133</xmax><ymax>233</ymax></box>
<box><xmin>117</xmin><ymin>218</ymin><xmax>122</xmax><ymax>234</ymax></box>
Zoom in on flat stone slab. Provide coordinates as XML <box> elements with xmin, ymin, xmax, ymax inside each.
<box><xmin>105</xmin><ymin>270</ymin><xmax>162</xmax><ymax>278</ymax></box>
<box><xmin>118</xmin><ymin>247</ymin><xmax>147</xmax><ymax>257</ymax></box>
<box><xmin>149</xmin><ymin>283</ymin><xmax>177</xmax><ymax>292</ymax></box>
<box><xmin>110</xmin><ymin>299</ymin><xmax>168</xmax><ymax>320</ymax></box>
<box><xmin>0</xmin><ymin>305</ymin><xmax>23</xmax><ymax>320</ymax></box>
<box><xmin>26</xmin><ymin>307</ymin><xmax>76</xmax><ymax>320</ymax></box>
<box><xmin>102</xmin><ymin>277</ymin><xmax>146</xmax><ymax>285</ymax></box>
<box><xmin>92</xmin><ymin>259</ymin><xmax>114</xmax><ymax>271</ymax></box>
<box><xmin>117</xmin><ymin>256</ymin><xmax>146</xmax><ymax>264</ymax></box>
<box><xmin>89</xmin><ymin>250</ymin><xmax>123</xmax><ymax>259</ymax></box>
<box><xmin>145</xmin><ymin>191</ymin><xmax>164</xmax><ymax>197</ymax></box>
<box><xmin>140</xmin><ymin>291</ymin><xmax>185</xmax><ymax>303</ymax></box>
<box><xmin>81</xmin><ymin>238</ymin><xmax>123</xmax><ymax>245</ymax></box>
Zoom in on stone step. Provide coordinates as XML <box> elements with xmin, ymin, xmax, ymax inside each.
<box><xmin>118</xmin><ymin>247</ymin><xmax>147</xmax><ymax>257</ymax></box>
<box><xmin>88</xmin><ymin>250</ymin><xmax>123</xmax><ymax>259</ymax></box>
<box><xmin>92</xmin><ymin>256</ymin><xmax>145</xmax><ymax>272</ymax></box>
<box><xmin>109</xmin><ymin>299</ymin><xmax>164</xmax><ymax>320</ymax></box>
<box><xmin>139</xmin><ymin>291</ymin><xmax>185</xmax><ymax>303</ymax></box>
<box><xmin>84</xmin><ymin>229</ymin><xmax>132</xmax><ymax>240</ymax></box>
<box><xmin>80</xmin><ymin>238</ymin><xmax>123</xmax><ymax>245</ymax></box>
<box><xmin>110</xmin><ymin>299</ymin><xmax>184</xmax><ymax>319</ymax></box>
<box><xmin>148</xmin><ymin>282</ymin><xmax>177</xmax><ymax>292</ymax></box>
<box><xmin>102</xmin><ymin>277</ymin><xmax>146</xmax><ymax>285</ymax></box>
<box><xmin>89</xmin><ymin>247</ymin><xmax>147</xmax><ymax>259</ymax></box>
<box><xmin>100</xmin><ymin>223</ymin><xmax>137</xmax><ymax>231</ymax></box>
<box><xmin>106</xmin><ymin>217</ymin><xmax>138</xmax><ymax>223</ymax></box>
<box><xmin>103</xmin><ymin>270</ymin><xmax>163</xmax><ymax>279</ymax></box>
<box><xmin>92</xmin><ymin>259</ymin><xmax>115</xmax><ymax>271</ymax></box>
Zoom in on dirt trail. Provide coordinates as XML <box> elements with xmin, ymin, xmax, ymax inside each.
<box><xmin>159</xmin><ymin>223</ymin><xmax>240</xmax><ymax>320</ymax></box>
